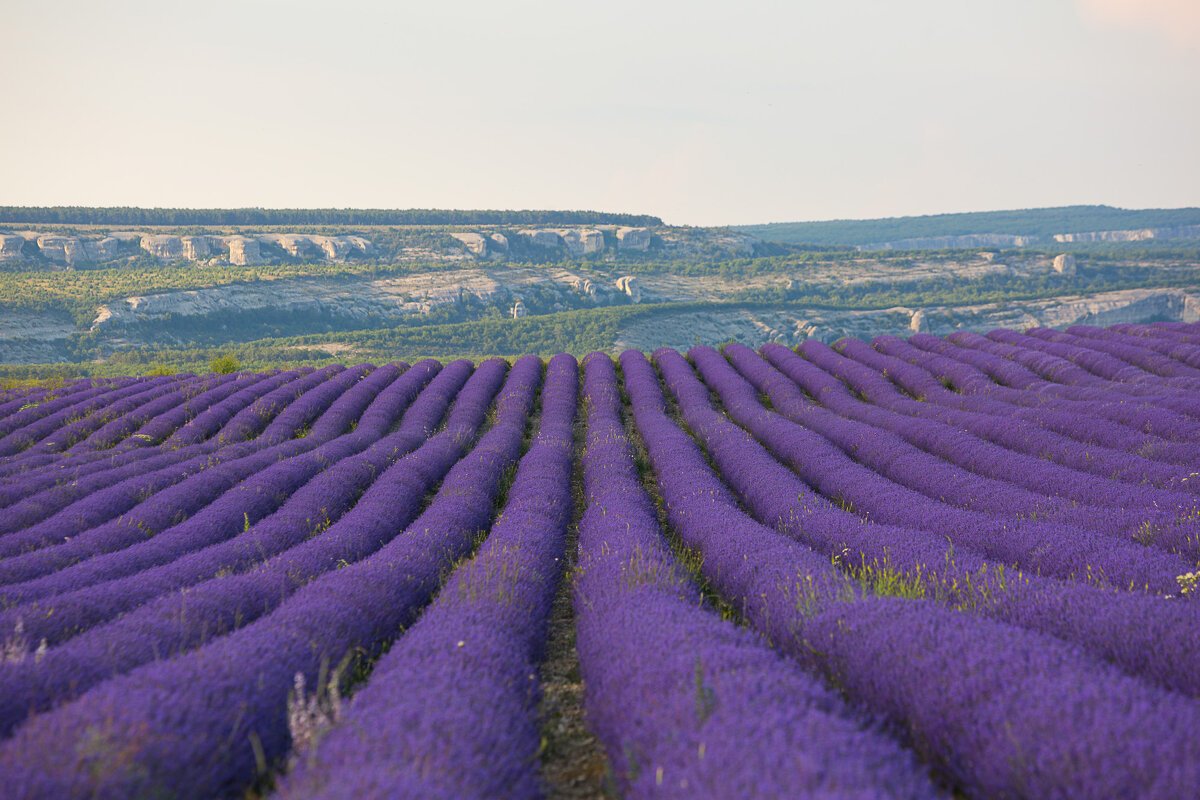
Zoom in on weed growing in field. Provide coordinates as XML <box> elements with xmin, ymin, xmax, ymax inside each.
<box><xmin>693</xmin><ymin>658</ymin><xmax>717</xmax><ymax>724</ymax></box>
<box><xmin>286</xmin><ymin>662</ymin><xmax>344</xmax><ymax>765</ymax></box>
<box><xmin>2</xmin><ymin>620</ymin><xmax>48</xmax><ymax>665</ymax></box>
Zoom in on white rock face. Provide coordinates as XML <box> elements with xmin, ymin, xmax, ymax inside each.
<box><xmin>181</xmin><ymin>236</ymin><xmax>212</xmax><ymax>260</ymax></box>
<box><xmin>83</xmin><ymin>238</ymin><xmax>120</xmax><ymax>262</ymax></box>
<box><xmin>856</xmin><ymin>233</ymin><xmax>1037</xmax><ymax>251</ymax></box>
<box><xmin>615</xmin><ymin>275</ymin><xmax>642</xmax><ymax>303</ymax></box>
<box><xmin>255</xmin><ymin>233</ymin><xmax>366</xmax><ymax>261</ymax></box>
<box><xmin>1053</xmin><ymin>254</ymin><xmax>1077</xmax><ymax>276</ymax></box>
<box><xmin>1054</xmin><ymin>226</ymin><xmax>1200</xmax><ymax>244</ymax></box>
<box><xmin>260</xmin><ymin>234</ymin><xmax>315</xmax><ymax>258</ymax></box>
<box><xmin>36</xmin><ymin>236</ymin><xmax>80</xmax><ymax>264</ymax></box>
<box><xmin>226</xmin><ymin>236</ymin><xmax>263</xmax><ymax>265</ymax></box>
<box><xmin>560</xmin><ymin>229</ymin><xmax>605</xmax><ymax>256</ymax></box>
<box><xmin>36</xmin><ymin>235</ymin><xmax>121</xmax><ymax>264</ymax></box>
<box><xmin>312</xmin><ymin>236</ymin><xmax>351</xmax><ymax>260</ymax></box>
<box><xmin>616</xmin><ymin>227</ymin><xmax>652</xmax><ymax>250</ymax></box>
<box><xmin>567</xmin><ymin>276</ymin><xmax>598</xmax><ymax>298</ymax></box>
<box><xmin>520</xmin><ymin>229</ymin><xmax>562</xmax><ymax>248</ymax></box>
<box><xmin>489</xmin><ymin>233</ymin><xmax>509</xmax><ymax>251</ymax></box>
<box><xmin>140</xmin><ymin>235</ymin><xmax>184</xmax><ymax>259</ymax></box>
<box><xmin>910</xmin><ymin>309</ymin><xmax>929</xmax><ymax>333</ymax></box>
<box><xmin>511</xmin><ymin>299</ymin><xmax>527</xmax><ymax>319</ymax></box>
<box><xmin>0</xmin><ymin>235</ymin><xmax>27</xmax><ymax>260</ymax></box>
<box><xmin>450</xmin><ymin>233</ymin><xmax>489</xmax><ymax>256</ymax></box>
<box><xmin>343</xmin><ymin>236</ymin><xmax>371</xmax><ymax>254</ymax></box>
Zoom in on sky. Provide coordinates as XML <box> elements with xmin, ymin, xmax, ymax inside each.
<box><xmin>1</xmin><ymin>0</ymin><xmax>1198</xmax><ymax>226</ymax></box>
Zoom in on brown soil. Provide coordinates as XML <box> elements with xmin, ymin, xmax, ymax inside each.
<box><xmin>536</xmin><ymin>401</ymin><xmax>613</xmax><ymax>799</ymax></box>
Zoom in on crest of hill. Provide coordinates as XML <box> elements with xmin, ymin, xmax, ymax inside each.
<box><xmin>737</xmin><ymin>205</ymin><xmax>1200</xmax><ymax>247</ymax></box>
<box><xmin>0</xmin><ymin>207</ymin><xmax>663</xmax><ymax>228</ymax></box>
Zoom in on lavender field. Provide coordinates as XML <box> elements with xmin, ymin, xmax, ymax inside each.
<box><xmin>1</xmin><ymin>321</ymin><xmax>1199</xmax><ymax>799</ymax></box>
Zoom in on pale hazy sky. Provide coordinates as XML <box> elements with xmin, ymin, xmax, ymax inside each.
<box><xmin>2</xmin><ymin>0</ymin><xmax>1198</xmax><ymax>225</ymax></box>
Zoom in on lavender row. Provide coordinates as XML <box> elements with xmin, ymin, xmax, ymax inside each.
<box><xmin>573</xmin><ymin>352</ymin><xmax>938</xmax><ymax>799</ymax></box>
<box><xmin>763</xmin><ymin>340</ymin><xmax>1200</xmax><ymax>510</ymax></box>
<box><xmin>724</xmin><ymin>344</ymin><xmax>1200</xmax><ymax>555</ymax></box>
<box><xmin>1113</xmin><ymin>321</ymin><xmax>1200</xmax><ymax>346</ymax></box>
<box><xmin>0</xmin><ymin>363</ymin><xmax>392</xmax><ymax>570</ymax></box>
<box><xmin>0</xmin><ymin>363</ymin><xmax>409</xmax><ymax>609</ymax></box>
<box><xmin>1056</xmin><ymin>324</ymin><xmax>1200</xmax><ymax>378</ymax></box>
<box><xmin>31</xmin><ymin>373</ymin><xmax>215</xmax><ymax>455</ymax></box>
<box><xmin>0</xmin><ymin>377</ymin><xmax>108</xmax><ymax>423</ymax></box>
<box><xmin>873</xmin><ymin>334</ymin><xmax>1200</xmax><ymax>462</ymax></box>
<box><xmin>0</xmin><ymin>368</ymin><xmax>296</xmax><ymax>485</ymax></box>
<box><xmin>0</xmin><ymin>377</ymin><xmax>141</xmax><ymax>442</ymax></box>
<box><xmin>0</xmin><ymin>357</ymin><xmax>541</xmax><ymax>798</ymax></box>
<box><xmin>253</xmin><ymin>364</ymin><xmax>373</xmax><ymax>446</ymax></box>
<box><xmin>0</xmin><ymin>360</ymin><xmax>481</xmax><ymax>738</ymax></box>
<box><xmin>813</xmin><ymin>337</ymin><xmax>1196</xmax><ymax>490</ymax></box>
<box><xmin>1020</xmin><ymin>326</ymin><xmax>1200</xmax><ymax>388</ymax></box>
<box><xmin>0</xmin><ymin>363</ymin><xmax>362</xmax><ymax>538</ymax></box>
<box><xmin>943</xmin><ymin>328</ymin><xmax>1189</xmax><ymax>406</ymax></box>
<box><xmin>207</xmin><ymin>363</ymin><xmax>345</xmax><ymax>445</ymax></box>
<box><xmin>0</xmin><ymin>375</ymin><xmax>185</xmax><ymax>458</ymax></box>
<box><xmin>0</xmin><ymin>372</ymin><xmax>300</xmax><ymax>510</ymax></box>
<box><xmin>626</xmin><ymin>349</ymin><xmax>1200</xmax><ymax>799</ymax></box>
<box><xmin>979</xmin><ymin>328</ymin><xmax>1200</xmax><ymax>404</ymax></box>
<box><xmin>949</xmin><ymin>328</ymin><xmax>1200</xmax><ymax>422</ymax></box>
<box><xmin>0</xmin><ymin>369</ymin><xmax>302</xmax><ymax>490</ymax></box>
<box><xmin>0</xmin><ymin>361</ymin><xmax>430</xmax><ymax>649</ymax></box>
<box><xmin>70</xmin><ymin>371</ymin><xmax>248</xmax><ymax>452</ymax></box>
<box><xmin>654</xmin><ymin>347</ymin><xmax>1200</xmax><ymax>699</ymax></box>
<box><xmin>0</xmin><ymin>361</ymin><xmax>424</xmax><ymax>642</ymax></box>
<box><xmin>936</xmin><ymin>328</ymin><xmax>1200</xmax><ymax>424</ymax></box>
<box><xmin>1072</xmin><ymin>323</ymin><xmax>1200</xmax><ymax>372</ymax></box>
<box><xmin>689</xmin><ymin>345</ymin><xmax>1192</xmax><ymax>589</ymax></box>
<box><xmin>275</xmin><ymin>354</ymin><xmax>579</xmax><ymax>800</ymax></box>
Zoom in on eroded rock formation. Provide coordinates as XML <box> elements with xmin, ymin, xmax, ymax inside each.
<box><xmin>0</xmin><ymin>235</ymin><xmax>24</xmax><ymax>261</ymax></box>
<box><xmin>615</xmin><ymin>275</ymin><xmax>642</xmax><ymax>303</ymax></box>
<box><xmin>140</xmin><ymin>235</ymin><xmax>184</xmax><ymax>259</ymax></box>
<box><xmin>1053</xmin><ymin>254</ymin><xmax>1076</xmax><ymax>276</ymax></box>
<box><xmin>616</xmin><ymin>227</ymin><xmax>652</xmax><ymax>250</ymax></box>
<box><xmin>226</xmin><ymin>236</ymin><xmax>263</xmax><ymax>266</ymax></box>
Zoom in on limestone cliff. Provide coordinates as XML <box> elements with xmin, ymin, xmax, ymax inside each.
<box><xmin>0</xmin><ymin>235</ymin><xmax>27</xmax><ymax>261</ymax></box>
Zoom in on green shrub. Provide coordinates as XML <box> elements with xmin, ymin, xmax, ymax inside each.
<box><xmin>209</xmin><ymin>354</ymin><xmax>241</xmax><ymax>374</ymax></box>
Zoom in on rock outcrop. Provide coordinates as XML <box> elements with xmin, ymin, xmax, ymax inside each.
<box><xmin>616</xmin><ymin>227</ymin><xmax>652</xmax><ymax>250</ymax></box>
<box><xmin>615</xmin><ymin>275</ymin><xmax>642</xmax><ymax>303</ymax></box>
<box><xmin>85</xmin><ymin>238</ymin><xmax>120</xmax><ymax>262</ymax></box>
<box><xmin>520</xmin><ymin>229</ymin><xmax>562</xmax><ymax>249</ymax></box>
<box><xmin>253</xmin><ymin>233</ymin><xmax>369</xmax><ymax>261</ymax></box>
<box><xmin>857</xmin><ymin>233</ymin><xmax>1038</xmax><ymax>251</ymax></box>
<box><xmin>559</xmin><ymin>229</ymin><xmax>605</xmax><ymax>256</ymax></box>
<box><xmin>226</xmin><ymin>236</ymin><xmax>263</xmax><ymax>266</ymax></box>
<box><xmin>35</xmin><ymin>235</ymin><xmax>120</xmax><ymax>264</ymax></box>
<box><xmin>140</xmin><ymin>235</ymin><xmax>184</xmax><ymax>259</ymax></box>
<box><xmin>1053</xmin><ymin>254</ymin><xmax>1076</xmax><ymax>276</ymax></box>
<box><xmin>450</xmin><ymin>233</ymin><xmax>489</xmax><ymax>256</ymax></box>
<box><xmin>1054</xmin><ymin>225</ymin><xmax>1200</xmax><ymax>244</ymax></box>
<box><xmin>261</xmin><ymin>234</ymin><xmax>314</xmax><ymax>258</ymax></box>
<box><xmin>0</xmin><ymin>235</ymin><xmax>25</xmax><ymax>261</ymax></box>
<box><xmin>35</xmin><ymin>236</ymin><xmax>78</xmax><ymax>264</ymax></box>
<box><xmin>910</xmin><ymin>309</ymin><xmax>929</xmax><ymax>333</ymax></box>
<box><xmin>181</xmin><ymin>236</ymin><xmax>213</xmax><ymax>260</ymax></box>
<box><xmin>518</xmin><ymin>228</ymin><xmax>606</xmax><ymax>255</ymax></box>
<box><xmin>511</xmin><ymin>299</ymin><xmax>527</xmax><ymax>319</ymax></box>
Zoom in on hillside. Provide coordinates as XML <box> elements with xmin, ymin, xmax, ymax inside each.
<box><xmin>3</xmin><ymin>208</ymin><xmax>1200</xmax><ymax>377</ymax></box>
<box><xmin>737</xmin><ymin>205</ymin><xmax>1200</xmax><ymax>248</ymax></box>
